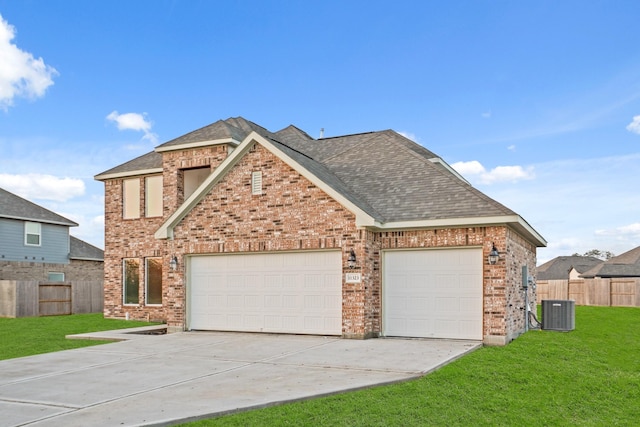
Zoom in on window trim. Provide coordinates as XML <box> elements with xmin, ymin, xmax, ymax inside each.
<box><xmin>145</xmin><ymin>257</ymin><xmax>163</xmax><ymax>306</ymax></box>
<box><xmin>123</xmin><ymin>258</ymin><xmax>140</xmax><ymax>305</ymax></box>
<box><xmin>24</xmin><ymin>222</ymin><xmax>42</xmax><ymax>246</ymax></box>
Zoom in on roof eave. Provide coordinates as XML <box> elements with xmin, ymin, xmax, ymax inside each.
<box><xmin>70</xmin><ymin>256</ymin><xmax>104</xmax><ymax>262</ymax></box>
<box><xmin>0</xmin><ymin>214</ymin><xmax>78</xmax><ymax>227</ymax></box>
<box><xmin>367</xmin><ymin>215</ymin><xmax>547</xmax><ymax>247</ymax></box>
<box><xmin>155</xmin><ymin>138</ymin><xmax>241</xmax><ymax>153</ymax></box>
<box><xmin>155</xmin><ymin>131</ymin><xmax>378</xmax><ymax>240</ymax></box>
<box><xmin>94</xmin><ymin>167</ymin><xmax>163</xmax><ymax>182</ymax></box>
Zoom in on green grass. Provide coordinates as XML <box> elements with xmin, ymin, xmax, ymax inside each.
<box><xmin>0</xmin><ymin>313</ymin><xmax>158</xmax><ymax>360</ymax></box>
<box><xmin>180</xmin><ymin>306</ymin><xmax>640</xmax><ymax>426</ymax></box>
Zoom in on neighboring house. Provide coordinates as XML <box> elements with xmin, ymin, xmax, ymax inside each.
<box><xmin>537</xmin><ymin>256</ymin><xmax>603</xmax><ymax>281</ymax></box>
<box><xmin>580</xmin><ymin>246</ymin><xmax>640</xmax><ymax>278</ymax></box>
<box><xmin>95</xmin><ymin>117</ymin><xmax>546</xmax><ymax>345</ymax></box>
<box><xmin>0</xmin><ymin>187</ymin><xmax>104</xmax><ymax>282</ymax></box>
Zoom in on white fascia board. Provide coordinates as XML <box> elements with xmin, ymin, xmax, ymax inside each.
<box><xmin>154</xmin><ymin>138</ymin><xmax>240</xmax><ymax>153</ymax></box>
<box><xmin>372</xmin><ymin>215</ymin><xmax>547</xmax><ymax>247</ymax></box>
<box><xmin>0</xmin><ymin>214</ymin><xmax>78</xmax><ymax>227</ymax></box>
<box><xmin>428</xmin><ymin>158</ymin><xmax>471</xmax><ymax>185</ymax></box>
<box><xmin>155</xmin><ymin>131</ymin><xmax>376</xmax><ymax>239</ymax></box>
<box><xmin>155</xmin><ymin>136</ymin><xmax>257</xmax><ymax>240</ymax></box>
<box><xmin>94</xmin><ymin>168</ymin><xmax>163</xmax><ymax>181</ymax></box>
<box><xmin>255</xmin><ymin>133</ymin><xmax>376</xmax><ymax>226</ymax></box>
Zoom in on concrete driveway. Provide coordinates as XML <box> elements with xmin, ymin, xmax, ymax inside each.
<box><xmin>0</xmin><ymin>327</ymin><xmax>481</xmax><ymax>427</ymax></box>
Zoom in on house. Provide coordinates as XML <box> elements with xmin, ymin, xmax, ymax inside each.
<box><xmin>580</xmin><ymin>246</ymin><xmax>640</xmax><ymax>278</ymax></box>
<box><xmin>0</xmin><ymin>187</ymin><xmax>104</xmax><ymax>282</ymax></box>
<box><xmin>537</xmin><ymin>256</ymin><xmax>603</xmax><ymax>281</ymax></box>
<box><xmin>95</xmin><ymin>117</ymin><xmax>546</xmax><ymax>345</ymax></box>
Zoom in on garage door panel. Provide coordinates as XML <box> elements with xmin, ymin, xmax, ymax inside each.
<box><xmin>189</xmin><ymin>251</ymin><xmax>342</xmax><ymax>335</ymax></box>
<box><xmin>384</xmin><ymin>249</ymin><xmax>482</xmax><ymax>340</ymax></box>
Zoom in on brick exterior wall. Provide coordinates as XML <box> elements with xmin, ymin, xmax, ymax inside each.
<box><xmin>102</xmin><ymin>141</ymin><xmax>538</xmax><ymax>344</ymax></box>
<box><xmin>0</xmin><ymin>259</ymin><xmax>103</xmax><ymax>283</ymax></box>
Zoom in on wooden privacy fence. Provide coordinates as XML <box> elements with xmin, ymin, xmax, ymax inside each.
<box><xmin>0</xmin><ymin>280</ymin><xmax>103</xmax><ymax>318</ymax></box>
<box><xmin>537</xmin><ymin>278</ymin><xmax>640</xmax><ymax>307</ymax></box>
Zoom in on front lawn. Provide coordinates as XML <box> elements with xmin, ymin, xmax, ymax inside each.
<box><xmin>0</xmin><ymin>313</ymin><xmax>157</xmax><ymax>360</ymax></box>
<box><xmin>180</xmin><ymin>306</ymin><xmax>640</xmax><ymax>426</ymax></box>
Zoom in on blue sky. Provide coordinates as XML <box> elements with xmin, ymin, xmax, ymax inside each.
<box><xmin>1</xmin><ymin>1</ymin><xmax>639</xmax><ymax>264</ymax></box>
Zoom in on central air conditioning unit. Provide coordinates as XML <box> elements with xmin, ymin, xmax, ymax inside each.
<box><xmin>541</xmin><ymin>300</ymin><xmax>575</xmax><ymax>331</ymax></box>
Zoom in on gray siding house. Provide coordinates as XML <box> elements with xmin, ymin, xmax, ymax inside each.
<box><xmin>0</xmin><ymin>187</ymin><xmax>103</xmax><ymax>282</ymax></box>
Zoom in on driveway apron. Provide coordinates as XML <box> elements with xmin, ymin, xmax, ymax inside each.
<box><xmin>0</xmin><ymin>329</ymin><xmax>481</xmax><ymax>427</ymax></box>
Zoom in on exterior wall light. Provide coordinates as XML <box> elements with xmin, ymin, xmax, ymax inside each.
<box><xmin>347</xmin><ymin>249</ymin><xmax>357</xmax><ymax>269</ymax></box>
<box><xmin>169</xmin><ymin>255</ymin><xmax>178</xmax><ymax>271</ymax></box>
<box><xmin>488</xmin><ymin>243</ymin><xmax>500</xmax><ymax>265</ymax></box>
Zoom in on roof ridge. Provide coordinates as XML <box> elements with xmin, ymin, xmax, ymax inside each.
<box><xmin>267</xmin><ymin>136</ymin><xmax>316</xmax><ymax>162</ymax></box>
<box><xmin>319</xmin><ymin>131</ymin><xmax>387</xmax><ymax>163</ymax></box>
<box><xmin>318</xmin><ymin>131</ymin><xmax>377</xmax><ymax>141</ymax></box>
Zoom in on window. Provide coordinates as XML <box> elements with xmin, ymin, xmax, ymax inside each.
<box><xmin>123</xmin><ymin>179</ymin><xmax>141</xmax><ymax>219</ymax></box>
<box><xmin>25</xmin><ymin>222</ymin><xmax>41</xmax><ymax>246</ymax></box>
<box><xmin>183</xmin><ymin>167</ymin><xmax>210</xmax><ymax>200</ymax></box>
<box><xmin>48</xmin><ymin>272</ymin><xmax>65</xmax><ymax>282</ymax></box>
<box><xmin>251</xmin><ymin>171</ymin><xmax>262</xmax><ymax>195</ymax></box>
<box><xmin>145</xmin><ymin>257</ymin><xmax>162</xmax><ymax>305</ymax></box>
<box><xmin>145</xmin><ymin>175</ymin><xmax>163</xmax><ymax>217</ymax></box>
<box><xmin>123</xmin><ymin>258</ymin><xmax>140</xmax><ymax>305</ymax></box>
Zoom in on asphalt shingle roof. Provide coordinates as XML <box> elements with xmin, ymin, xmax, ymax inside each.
<box><xmin>580</xmin><ymin>246</ymin><xmax>640</xmax><ymax>278</ymax></box>
<box><xmin>70</xmin><ymin>236</ymin><xmax>104</xmax><ymax>261</ymax></box>
<box><xmin>0</xmin><ymin>187</ymin><xmax>78</xmax><ymax>226</ymax></box>
<box><xmin>537</xmin><ymin>256</ymin><xmax>603</xmax><ymax>280</ymax></box>
<box><xmin>97</xmin><ymin>117</ymin><xmax>539</xmax><ymax>240</ymax></box>
<box><xmin>96</xmin><ymin>151</ymin><xmax>162</xmax><ymax>178</ymax></box>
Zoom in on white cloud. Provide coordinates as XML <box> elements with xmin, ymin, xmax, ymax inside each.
<box><xmin>626</xmin><ymin>115</ymin><xmax>640</xmax><ymax>134</ymax></box>
<box><xmin>507</xmin><ymin>144</ymin><xmax>516</xmax><ymax>152</ymax></box>
<box><xmin>481</xmin><ymin>110</ymin><xmax>492</xmax><ymax>119</ymax></box>
<box><xmin>451</xmin><ymin>160</ymin><xmax>535</xmax><ymax>184</ymax></box>
<box><xmin>0</xmin><ymin>173</ymin><xmax>85</xmax><ymax>202</ymax></box>
<box><xmin>106</xmin><ymin>110</ymin><xmax>158</xmax><ymax>144</ymax></box>
<box><xmin>0</xmin><ymin>14</ymin><xmax>58</xmax><ymax>110</ymax></box>
<box><xmin>596</xmin><ymin>222</ymin><xmax>640</xmax><ymax>239</ymax></box>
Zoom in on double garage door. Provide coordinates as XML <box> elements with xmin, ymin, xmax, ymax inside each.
<box><xmin>188</xmin><ymin>251</ymin><xmax>342</xmax><ymax>335</ymax></box>
<box><xmin>187</xmin><ymin>248</ymin><xmax>482</xmax><ymax>340</ymax></box>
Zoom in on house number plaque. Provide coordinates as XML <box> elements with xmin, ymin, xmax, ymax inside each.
<box><xmin>345</xmin><ymin>272</ymin><xmax>362</xmax><ymax>283</ymax></box>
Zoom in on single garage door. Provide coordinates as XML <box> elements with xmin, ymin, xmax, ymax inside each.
<box><xmin>383</xmin><ymin>248</ymin><xmax>483</xmax><ymax>340</ymax></box>
<box><xmin>188</xmin><ymin>251</ymin><xmax>342</xmax><ymax>335</ymax></box>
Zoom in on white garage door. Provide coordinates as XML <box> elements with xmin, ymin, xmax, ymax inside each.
<box><xmin>383</xmin><ymin>248</ymin><xmax>483</xmax><ymax>340</ymax></box>
<box><xmin>188</xmin><ymin>251</ymin><xmax>342</xmax><ymax>335</ymax></box>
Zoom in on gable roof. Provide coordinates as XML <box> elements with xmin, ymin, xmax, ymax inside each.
<box><xmin>537</xmin><ymin>256</ymin><xmax>603</xmax><ymax>280</ymax></box>
<box><xmin>0</xmin><ymin>187</ymin><xmax>78</xmax><ymax>227</ymax></box>
<box><xmin>70</xmin><ymin>236</ymin><xmax>104</xmax><ymax>261</ymax></box>
<box><xmin>96</xmin><ymin>117</ymin><xmax>546</xmax><ymax>246</ymax></box>
<box><xmin>580</xmin><ymin>246</ymin><xmax>640</xmax><ymax>278</ymax></box>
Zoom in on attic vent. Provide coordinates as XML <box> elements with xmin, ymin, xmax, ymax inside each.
<box><xmin>251</xmin><ymin>171</ymin><xmax>262</xmax><ymax>195</ymax></box>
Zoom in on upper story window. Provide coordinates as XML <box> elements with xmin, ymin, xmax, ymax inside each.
<box><xmin>183</xmin><ymin>167</ymin><xmax>210</xmax><ymax>200</ymax></box>
<box><xmin>123</xmin><ymin>178</ymin><xmax>141</xmax><ymax>219</ymax></box>
<box><xmin>25</xmin><ymin>222</ymin><xmax>41</xmax><ymax>246</ymax></box>
<box><xmin>145</xmin><ymin>175</ymin><xmax>163</xmax><ymax>217</ymax></box>
<box><xmin>123</xmin><ymin>176</ymin><xmax>163</xmax><ymax>219</ymax></box>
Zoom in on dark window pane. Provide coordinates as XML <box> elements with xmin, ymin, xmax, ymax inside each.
<box><xmin>146</xmin><ymin>258</ymin><xmax>162</xmax><ymax>305</ymax></box>
<box><xmin>124</xmin><ymin>259</ymin><xmax>139</xmax><ymax>304</ymax></box>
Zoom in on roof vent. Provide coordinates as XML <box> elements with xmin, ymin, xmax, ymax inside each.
<box><xmin>319</xmin><ymin>128</ymin><xmax>324</xmax><ymax>139</ymax></box>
